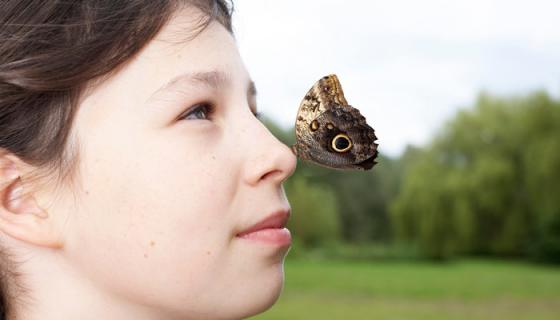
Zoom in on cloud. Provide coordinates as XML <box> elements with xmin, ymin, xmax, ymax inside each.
<box><xmin>233</xmin><ymin>0</ymin><xmax>560</xmax><ymax>156</ymax></box>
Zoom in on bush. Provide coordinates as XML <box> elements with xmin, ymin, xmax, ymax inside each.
<box><xmin>285</xmin><ymin>176</ymin><xmax>341</xmax><ymax>248</ymax></box>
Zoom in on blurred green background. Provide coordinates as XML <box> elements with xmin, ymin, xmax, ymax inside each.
<box><xmin>252</xmin><ymin>91</ymin><xmax>560</xmax><ymax>319</ymax></box>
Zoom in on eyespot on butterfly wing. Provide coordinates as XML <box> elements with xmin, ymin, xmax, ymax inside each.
<box><xmin>291</xmin><ymin>74</ymin><xmax>378</xmax><ymax>170</ymax></box>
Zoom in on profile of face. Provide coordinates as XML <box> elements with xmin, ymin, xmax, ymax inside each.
<box><xmin>6</xmin><ymin>7</ymin><xmax>296</xmax><ymax>320</ymax></box>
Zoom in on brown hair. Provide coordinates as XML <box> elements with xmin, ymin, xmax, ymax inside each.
<box><xmin>0</xmin><ymin>1</ymin><xmax>233</xmax><ymax>318</ymax></box>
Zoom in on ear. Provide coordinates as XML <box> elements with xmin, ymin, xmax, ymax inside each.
<box><xmin>0</xmin><ymin>154</ymin><xmax>63</xmax><ymax>249</ymax></box>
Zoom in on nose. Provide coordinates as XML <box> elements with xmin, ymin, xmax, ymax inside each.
<box><xmin>242</xmin><ymin>118</ymin><xmax>297</xmax><ymax>186</ymax></box>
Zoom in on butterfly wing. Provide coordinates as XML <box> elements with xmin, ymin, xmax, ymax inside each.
<box><xmin>293</xmin><ymin>74</ymin><xmax>378</xmax><ymax>170</ymax></box>
<box><xmin>300</xmin><ymin>106</ymin><xmax>378</xmax><ymax>170</ymax></box>
<box><xmin>293</xmin><ymin>74</ymin><xmax>345</xmax><ymax>158</ymax></box>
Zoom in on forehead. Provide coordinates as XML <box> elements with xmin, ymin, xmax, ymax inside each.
<box><xmin>79</xmin><ymin>10</ymin><xmax>249</xmax><ymax>124</ymax></box>
<box><xmin>138</xmin><ymin>14</ymin><xmax>246</xmax><ymax>82</ymax></box>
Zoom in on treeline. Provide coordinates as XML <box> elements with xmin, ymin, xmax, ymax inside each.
<box><xmin>265</xmin><ymin>90</ymin><xmax>560</xmax><ymax>263</ymax></box>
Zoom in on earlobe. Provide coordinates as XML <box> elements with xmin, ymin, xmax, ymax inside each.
<box><xmin>0</xmin><ymin>159</ymin><xmax>62</xmax><ymax>249</ymax></box>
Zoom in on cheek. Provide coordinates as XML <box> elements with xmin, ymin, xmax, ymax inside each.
<box><xmin>64</xmin><ymin>131</ymin><xmax>238</xmax><ymax>304</ymax></box>
<box><xmin>78</xmin><ymin>143</ymin><xmax>232</xmax><ymax>249</ymax></box>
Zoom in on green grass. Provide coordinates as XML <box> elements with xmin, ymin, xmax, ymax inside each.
<box><xmin>252</xmin><ymin>258</ymin><xmax>560</xmax><ymax>320</ymax></box>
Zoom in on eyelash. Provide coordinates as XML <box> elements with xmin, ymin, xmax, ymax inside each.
<box><xmin>179</xmin><ymin>103</ymin><xmax>262</xmax><ymax>121</ymax></box>
<box><xmin>179</xmin><ymin>103</ymin><xmax>215</xmax><ymax>121</ymax></box>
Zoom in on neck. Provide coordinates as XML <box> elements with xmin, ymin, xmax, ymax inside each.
<box><xmin>3</xmin><ymin>237</ymin><xmax>184</xmax><ymax>320</ymax></box>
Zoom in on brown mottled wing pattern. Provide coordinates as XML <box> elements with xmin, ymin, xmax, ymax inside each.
<box><xmin>292</xmin><ymin>74</ymin><xmax>378</xmax><ymax>170</ymax></box>
<box><xmin>294</xmin><ymin>75</ymin><xmax>345</xmax><ymax>157</ymax></box>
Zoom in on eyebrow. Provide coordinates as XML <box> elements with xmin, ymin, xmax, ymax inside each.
<box><xmin>149</xmin><ymin>70</ymin><xmax>257</xmax><ymax>102</ymax></box>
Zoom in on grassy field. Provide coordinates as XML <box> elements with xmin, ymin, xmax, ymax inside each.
<box><xmin>252</xmin><ymin>258</ymin><xmax>560</xmax><ymax>320</ymax></box>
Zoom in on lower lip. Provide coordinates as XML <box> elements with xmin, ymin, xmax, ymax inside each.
<box><xmin>236</xmin><ymin>228</ymin><xmax>292</xmax><ymax>246</ymax></box>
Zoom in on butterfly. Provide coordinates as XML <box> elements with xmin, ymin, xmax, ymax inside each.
<box><xmin>291</xmin><ymin>74</ymin><xmax>378</xmax><ymax>170</ymax></box>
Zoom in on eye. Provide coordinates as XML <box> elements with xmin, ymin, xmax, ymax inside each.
<box><xmin>331</xmin><ymin>133</ymin><xmax>352</xmax><ymax>152</ymax></box>
<box><xmin>179</xmin><ymin>103</ymin><xmax>214</xmax><ymax>121</ymax></box>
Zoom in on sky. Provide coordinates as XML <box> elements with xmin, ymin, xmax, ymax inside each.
<box><xmin>231</xmin><ymin>0</ymin><xmax>560</xmax><ymax>157</ymax></box>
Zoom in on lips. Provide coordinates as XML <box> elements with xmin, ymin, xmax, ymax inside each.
<box><xmin>236</xmin><ymin>209</ymin><xmax>291</xmax><ymax>237</ymax></box>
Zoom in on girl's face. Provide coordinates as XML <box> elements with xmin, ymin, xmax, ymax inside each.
<box><xmin>53</xmin><ymin>9</ymin><xmax>296</xmax><ymax>319</ymax></box>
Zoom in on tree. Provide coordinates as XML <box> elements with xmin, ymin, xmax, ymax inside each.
<box><xmin>391</xmin><ymin>91</ymin><xmax>560</xmax><ymax>261</ymax></box>
<box><xmin>285</xmin><ymin>176</ymin><xmax>341</xmax><ymax>247</ymax></box>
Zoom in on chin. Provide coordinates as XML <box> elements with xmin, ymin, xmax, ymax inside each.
<box><xmin>231</xmin><ymin>263</ymin><xmax>286</xmax><ymax>319</ymax></box>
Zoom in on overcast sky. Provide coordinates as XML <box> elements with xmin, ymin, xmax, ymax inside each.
<box><xmin>232</xmin><ymin>0</ymin><xmax>560</xmax><ymax>157</ymax></box>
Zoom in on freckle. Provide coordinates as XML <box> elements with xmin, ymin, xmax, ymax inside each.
<box><xmin>206</xmin><ymin>251</ymin><xmax>211</xmax><ymax>255</ymax></box>
<box><xmin>85</xmin><ymin>190</ymin><xmax>90</xmax><ymax>195</ymax></box>
<box><xmin>150</xmin><ymin>241</ymin><xmax>155</xmax><ymax>247</ymax></box>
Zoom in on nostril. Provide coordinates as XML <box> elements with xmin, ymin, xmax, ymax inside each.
<box><xmin>260</xmin><ymin>170</ymin><xmax>280</xmax><ymax>182</ymax></box>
